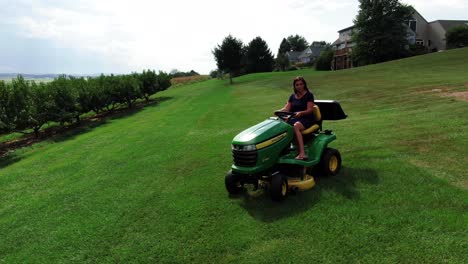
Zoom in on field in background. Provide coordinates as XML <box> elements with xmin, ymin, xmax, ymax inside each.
<box><xmin>170</xmin><ymin>75</ymin><xmax>210</xmax><ymax>86</ymax></box>
<box><xmin>0</xmin><ymin>48</ymin><xmax>467</xmax><ymax>263</ymax></box>
<box><xmin>0</xmin><ymin>77</ymin><xmax>53</xmax><ymax>83</ymax></box>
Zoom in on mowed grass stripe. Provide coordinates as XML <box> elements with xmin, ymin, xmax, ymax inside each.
<box><xmin>1</xmin><ymin>49</ymin><xmax>467</xmax><ymax>263</ymax></box>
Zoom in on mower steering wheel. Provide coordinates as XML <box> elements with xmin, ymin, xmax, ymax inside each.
<box><xmin>274</xmin><ymin>111</ymin><xmax>296</xmax><ymax>121</ymax></box>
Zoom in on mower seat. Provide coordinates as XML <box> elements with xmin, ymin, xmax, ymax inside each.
<box><xmin>302</xmin><ymin>105</ymin><xmax>322</xmax><ymax>135</ymax></box>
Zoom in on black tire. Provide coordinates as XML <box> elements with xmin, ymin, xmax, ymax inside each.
<box><xmin>225</xmin><ymin>170</ymin><xmax>243</xmax><ymax>195</ymax></box>
<box><xmin>271</xmin><ymin>173</ymin><xmax>288</xmax><ymax>201</ymax></box>
<box><xmin>319</xmin><ymin>148</ymin><xmax>342</xmax><ymax>176</ymax></box>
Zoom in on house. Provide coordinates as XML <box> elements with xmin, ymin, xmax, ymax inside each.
<box><xmin>287</xmin><ymin>41</ymin><xmax>327</xmax><ymax>65</ymax></box>
<box><xmin>286</xmin><ymin>51</ymin><xmax>302</xmax><ymax>64</ymax></box>
<box><xmin>331</xmin><ymin>9</ymin><xmax>468</xmax><ymax>70</ymax></box>
<box><xmin>331</xmin><ymin>26</ymin><xmax>355</xmax><ymax>70</ymax></box>
<box><xmin>407</xmin><ymin>10</ymin><xmax>468</xmax><ymax>50</ymax></box>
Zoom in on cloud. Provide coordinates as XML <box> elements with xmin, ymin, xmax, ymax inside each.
<box><xmin>290</xmin><ymin>0</ymin><xmax>355</xmax><ymax>13</ymax></box>
<box><xmin>404</xmin><ymin>0</ymin><xmax>467</xmax><ymax>9</ymax></box>
<box><xmin>2</xmin><ymin>0</ymin><xmax>465</xmax><ymax>74</ymax></box>
<box><xmin>2</xmin><ymin>0</ymin><xmax>359</xmax><ymax>73</ymax></box>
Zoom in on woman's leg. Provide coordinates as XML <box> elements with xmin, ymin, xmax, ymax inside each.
<box><xmin>293</xmin><ymin>122</ymin><xmax>307</xmax><ymax>159</ymax></box>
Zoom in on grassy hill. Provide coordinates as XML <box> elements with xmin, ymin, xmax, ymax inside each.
<box><xmin>1</xmin><ymin>48</ymin><xmax>467</xmax><ymax>263</ymax></box>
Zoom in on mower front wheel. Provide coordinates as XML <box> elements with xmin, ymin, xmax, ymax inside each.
<box><xmin>320</xmin><ymin>148</ymin><xmax>342</xmax><ymax>176</ymax></box>
<box><xmin>271</xmin><ymin>173</ymin><xmax>288</xmax><ymax>201</ymax></box>
<box><xmin>225</xmin><ymin>170</ymin><xmax>243</xmax><ymax>195</ymax></box>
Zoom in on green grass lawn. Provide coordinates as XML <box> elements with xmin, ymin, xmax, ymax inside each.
<box><xmin>1</xmin><ymin>48</ymin><xmax>467</xmax><ymax>263</ymax></box>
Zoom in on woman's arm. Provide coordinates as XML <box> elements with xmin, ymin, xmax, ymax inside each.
<box><xmin>277</xmin><ymin>102</ymin><xmax>291</xmax><ymax>112</ymax></box>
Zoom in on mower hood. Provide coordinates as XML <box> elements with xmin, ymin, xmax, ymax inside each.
<box><xmin>232</xmin><ymin>118</ymin><xmax>291</xmax><ymax>146</ymax></box>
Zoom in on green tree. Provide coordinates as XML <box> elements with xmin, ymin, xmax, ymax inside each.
<box><xmin>8</xmin><ymin>76</ymin><xmax>32</xmax><ymax>132</ymax></box>
<box><xmin>0</xmin><ymin>81</ymin><xmax>10</xmax><ymax>133</ymax></box>
<box><xmin>278</xmin><ymin>38</ymin><xmax>292</xmax><ymax>54</ymax></box>
<box><xmin>29</xmin><ymin>82</ymin><xmax>56</xmax><ymax>137</ymax></box>
<box><xmin>446</xmin><ymin>24</ymin><xmax>468</xmax><ymax>49</ymax></box>
<box><xmin>71</xmin><ymin>76</ymin><xmax>93</xmax><ymax>115</ymax></box>
<box><xmin>276</xmin><ymin>38</ymin><xmax>292</xmax><ymax>71</ymax></box>
<box><xmin>113</xmin><ymin>75</ymin><xmax>141</xmax><ymax>109</ymax></box>
<box><xmin>96</xmin><ymin>74</ymin><xmax>118</xmax><ymax>111</ymax></box>
<box><xmin>138</xmin><ymin>70</ymin><xmax>160</xmax><ymax>103</ymax></box>
<box><xmin>315</xmin><ymin>47</ymin><xmax>335</xmax><ymax>71</ymax></box>
<box><xmin>287</xmin><ymin>35</ymin><xmax>309</xmax><ymax>51</ymax></box>
<box><xmin>157</xmin><ymin>71</ymin><xmax>172</xmax><ymax>91</ymax></box>
<box><xmin>352</xmin><ymin>0</ymin><xmax>413</xmax><ymax>65</ymax></box>
<box><xmin>275</xmin><ymin>53</ymin><xmax>290</xmax><ymax>71</ymax></box>
<box><xmin>213</xmin><ymin>35</ymin><xmax>245</xmax><ymax>84</ymax></box>
<box><xmin>245</xmin><ymin>37</ymin><xmax>275</xmax><ymax>73</ymax></box>
<box><xmin>49</xmin><ymin>75</ymin><xmax>79</xmax><ymax>124</ymax></box>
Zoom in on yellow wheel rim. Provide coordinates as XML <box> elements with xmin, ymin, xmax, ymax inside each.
<box><xmin>281</xmin><ymin>182</ymin><xmax>287</xmax><ymax>196</ymax></box>
<box><xmin>329</xmin><ymin>155</ymin><xmax>338</xmax><ymax>172</ymax></box>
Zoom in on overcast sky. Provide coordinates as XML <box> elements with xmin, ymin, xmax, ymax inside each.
<box><xmin>0</xmin><ymin>0</ymin><xmax>467</xmax><ymax>75</ymax></box>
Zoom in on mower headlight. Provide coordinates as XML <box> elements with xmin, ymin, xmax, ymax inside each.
<box><xmin>232</xmin><ymin>144</ymin><xmax>256</xmax><ymax>151</ymax></box>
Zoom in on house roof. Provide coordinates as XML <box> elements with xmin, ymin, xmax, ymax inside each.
<box><xmin>430</xmin><ymin>20</ymin><xmax>468</xmax><ymax>32</ymax></box>
<box><xmin>309</xmin><ymin>46</ymin><xmax>324</xmax><ymax>56</ymax></box>
<box><xmin>332</xmin><ymin>38</ymin><xmax>343</xmax><ymax>46</ymax></box>
<box><xmin>410</xmin><ymin>7</ymin><xmax>429</xmax><ymax>24</ymax></box>
<box><xmin>338</xmin><ymin>25</ymin><xmax>355</xmax><ymax>33</ymax></box>
<box><xmin>286</xmin><ymin>51</ymin><xmax>302</xmax><ymax>61</ymax></box>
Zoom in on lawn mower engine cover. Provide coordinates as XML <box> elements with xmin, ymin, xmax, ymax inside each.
<box><xmin>231</xmin><ymin>118</ymin><xmax>294</xmax><ymax>174</ymax></box>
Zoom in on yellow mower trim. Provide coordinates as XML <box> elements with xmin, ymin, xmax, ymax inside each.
<box><xmin>256</xmin><ymin>133</ymin><xmax>287</xmax><ymax>150</ymax></box>
<box><xmin>288</xmin><ymin>175</ymin><xmax>316</xmax><ymax>191</ymax></box>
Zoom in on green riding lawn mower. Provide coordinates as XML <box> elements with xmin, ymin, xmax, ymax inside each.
<box><xmin>225</xmin><ymin>100</ymin><xmax>347</xmax><ymax>201</ymax></box>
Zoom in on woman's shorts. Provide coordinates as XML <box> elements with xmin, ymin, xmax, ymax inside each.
<box><xmin>287</xmin><ymin>117</ymin><xmax>314</xmax><ymax>129</ymax></box>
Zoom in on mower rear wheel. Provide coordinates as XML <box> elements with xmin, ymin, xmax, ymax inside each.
<box><xmin>225</xmin><ymin>170</ymin><xmax>243</xmax><ymax>195</ymax></box>
<box><xmin>271</xmin><ymin>173</ymin><xmax>288</xmax><ymax>201</ymax></box>
<box><xmin>320</xmin><ymin>148</ymin><xmax>342</xmax><ymax>176</ymax></box>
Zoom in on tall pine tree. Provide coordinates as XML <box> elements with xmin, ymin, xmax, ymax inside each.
<box><xmin>212</xmin><ymin>35</ymin><xmax>245</xmax><ymax>84</ymax></box>
<box><xmin>245</xmin><ymin>37</ymin><xmax>275</xmax><ymax>74</ymax></box>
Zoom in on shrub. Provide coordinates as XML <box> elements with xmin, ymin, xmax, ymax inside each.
<box><xmin>315</xmin><ymin>49</ymin><xmax>335</xmax><ymax>71</ymax></box>
<box><xmin>210</xmin><ymin>70</ymin><xmax>219</xmax><ymax>78</ymax></box>
<box><xmin>294</xmin><ymin>61</ymin><xmax>315</xmax><ymax>68</ymax></box>
<box><xmin>446</xmin><ymin>24</ymin><xmax>468</xmax><ymax>49</ymax></box>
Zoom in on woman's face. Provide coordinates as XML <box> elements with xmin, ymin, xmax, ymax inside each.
<box><xmin>295</xmin><ymin>80</ymin><xmax>305</xmax><ymax>92</ymax></box>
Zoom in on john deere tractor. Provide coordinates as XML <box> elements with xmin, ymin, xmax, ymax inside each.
<box><xmin>225</xmin><ymin>100</ymin><xmax>347</xmax><ymax>201</ymax></box>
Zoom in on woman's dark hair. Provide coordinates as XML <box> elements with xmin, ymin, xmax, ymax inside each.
<box><xmin>293</xmin><ymin>76</ymin><xmax>310</xmax><ymax>95</ymax></box>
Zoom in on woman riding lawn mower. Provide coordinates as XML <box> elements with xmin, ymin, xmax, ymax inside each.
<box><xmin>225</xmin><ymin>100</ymin><xmax>347</xmax><ymax>201</ymax></box>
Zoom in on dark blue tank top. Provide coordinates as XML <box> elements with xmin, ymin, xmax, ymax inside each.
<box><xmin>288</xmin><ymin>91</ymin><xmax>315</xmax><ymax>112</ymax></box>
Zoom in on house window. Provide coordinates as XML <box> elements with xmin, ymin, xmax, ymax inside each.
<box><xmin>428</xmin><ymin>40</ymin><xmax>431</xmax><ymax>46</ymax></box>
<box><xmin>415</xmin><ymin>39</ymin><xmax>424</xmax><ymax>46</ymax></box>
<box><xmin>408</xmin><ymin>19</ymin><xmax>417</xmax><ymax>32</ymax></box>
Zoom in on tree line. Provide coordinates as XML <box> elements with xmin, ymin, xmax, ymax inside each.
<box><xmin>212</xmin><ymin>35</ymin><xmax>330</xmax><ymax>84</ymax></box>
<box><xmin>212</xmin><ymin>36</ymin><xmax>275</xmax><ymax>84</ymax></box>
<box><xmin>0</xmin><ymin>70</ymin><xmax>171</xmax><ymax>137</ymax></box>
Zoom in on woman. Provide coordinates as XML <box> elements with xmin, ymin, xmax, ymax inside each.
<box><xmin>277</xmin><ymin>76</ymin><xmax>315</xmax><ymax>160</ymax></box>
